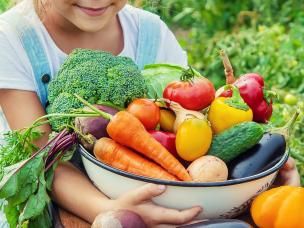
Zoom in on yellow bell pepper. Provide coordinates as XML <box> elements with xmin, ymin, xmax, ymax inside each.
<box><xmin>208</xmin><ymin>86</ymin><xmax>253</xmax><ymax>134</ymax></box>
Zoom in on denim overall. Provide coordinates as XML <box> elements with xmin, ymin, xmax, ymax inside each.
<box><xmin>0</xmin><ymin>7</ymin><xmax>161</xmax><ymax>227</ymax></box>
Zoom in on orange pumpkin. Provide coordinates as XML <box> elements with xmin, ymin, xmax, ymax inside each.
<box><xmin>251</xmin><ymin>186</ymin><xmax>304</xmax><ymax>228</ymax></box>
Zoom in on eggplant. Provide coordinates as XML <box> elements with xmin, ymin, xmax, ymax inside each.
<box><xmin>228</xmin><ymin>133</ymin><xmax>286</xmax><ymax>179</ymax></box>
<box><xmin>228</xmin><ymin>110</ymin><xmax>300</xmax><ymax>179</ymax></box>
<box><xmin>178</xmin><ymin>219</ymin><xmax>251</xmax><ymax>228</ymax></box>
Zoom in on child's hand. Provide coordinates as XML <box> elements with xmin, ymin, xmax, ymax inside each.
<box><xmin>274</xmin><ymin>157</ymin><xmax>301</xmax><ymax>187</ymax></box>
<box><xmin>93</xmin><ymin>183</ymin><xmax>202</xmax><ymax>227</ymax></box>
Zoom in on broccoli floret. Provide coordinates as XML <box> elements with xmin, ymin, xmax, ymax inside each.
<box><xmin>48</xmin><ymin>49</ymin><xmax>115</xmax><ymax>103</ymax></box>
<box><xmin>105</xmin><ymin>64</ymin><xmax>147</xmax><ymax>106</ymax></box>
<box><xmin>56</xmin><ymin>49</ymin><xmax>114</xmax><ymax>76</ymax></box>
<box><xmin>47</xmin><ymin>49</ymin><xmax>147</xmax><ymax>131</ymax></box>
<box><xmin>48</xmin><ymin>63</ymin><xmax>102</xmax><ymax>104</ymax></box>
<box><xmin>47</xmin><ymin>93</ymin><xmax>83</xmax><ymax>131</ymax></box>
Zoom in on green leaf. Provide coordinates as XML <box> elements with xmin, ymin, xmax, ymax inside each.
<box><xmin>8</xmin><ymin>184</ymin><xmax>36</xmax><ymax>207</ymax></box>
<box><xmin>60</xmin><ymin>146</ymin><xmax>76</xmax><ymax>163</ymax></box>
<box><xmin>0</xmin><ymin>129</ymin><xmax>42</xmax><ymax>174</ymax></box>
<box><xmin>29</xmin><ymin>207</ymin><xmax>52</xmax><ymax>228</ymax></box>
<box><xmin>0</xmin><ymin>160</ymin><xmax>26</xmax><ymax>198</ymax></box>
<box><xmin>17</xmin><ymin>154</ymin><xmax>44</xmax><ymax>187</ymax></box>
<box><xmin>4</xmin><ymin>203</ymin><xmax>19</xmax><ymax>228</ymax></box>
<box><xmin>0</xmin><ymin>174</ymin><xmax>18</xmax><ymax>200</ymax></box>
<box><xmin>21</xmin><ymin>220</ymin><xmax>29</xmax><ymax>228</ymax></box>
<box><xmin>0</xmin><ymin>152</ymin><xmax>44</xmax><ymax>201</ymax></box>
<box><xmin>9</xmin><ymin>155</ymin><xmax>45</xmax><ymax>206</ymax></box>
<box><xmin>19</xmin><ymin>172</ymin><xmax>49</xmax><ymax>224</ymax></box>
<box><xmin>45</xmin><ymin>169</ymin><xmax>55</xmax><ymax>192</ymax></box>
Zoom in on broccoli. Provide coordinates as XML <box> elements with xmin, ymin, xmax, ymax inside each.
<box><xmin>48</xmin><ymin>56</ymin><xmax>108</xmax><ymax>104</ymax></box>
<box><xmin>104</xmin><ymin>64</ymin><xmax>147</xmax><ymax>107</ymax></box>
<box><xmin>52</xmin><ymin>62</ymin><xmax>104</xmax><ymax>104</ymax></box>
<box><xmin>56</xmin><ymin>49</ymin><xmax>114</xmax><ymax>76</ymax></box>
<box><xmin>47</xmin><ymin>49</ymin><xmax>147</xmax><ymax>131</ymax></box>
<box><xmin>47</xmin><ymin>93</ymin><xmax>83</xmax><ymax>131</ymax></box>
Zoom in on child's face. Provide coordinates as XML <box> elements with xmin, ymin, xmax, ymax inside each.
<box><xmin>50</xmin><ymin>0</ymin><xmax>128</xmax><ymax>32</ymax></box>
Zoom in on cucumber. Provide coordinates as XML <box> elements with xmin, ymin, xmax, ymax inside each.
<box><xmin>208</xmin><ymin>122</ymin><xmax>264</xmax><ymax>163</ymax></box>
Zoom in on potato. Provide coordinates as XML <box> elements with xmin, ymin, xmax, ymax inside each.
<box><xmin>91</xmin><ymin>210</ymin><xmax>147</xmax><ymax>228</ymax></box>
<box><xmin>187</xmin><ymin>155</ymin><xmax>228</xmax><ymax>182</ymax></box>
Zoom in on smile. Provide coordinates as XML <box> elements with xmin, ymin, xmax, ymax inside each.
<box><xmin>75</xmin><ymin>4</ymin><xmax>109</xmax><ymax>17</ymax></box>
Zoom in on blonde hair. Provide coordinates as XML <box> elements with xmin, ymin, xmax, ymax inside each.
<box><xmin>33</xmin><ymin>0</ymin><xmax>48</xmax><ymax>18</ymax></box>
<box><xmin>33</xmin><ymin>0</ymin><xmax>38</xmax><ymax>7</ymax></box>
<box><xmin>33</xmin><ymin>0</ymin><xmax>39</xmax><ymax>13</ymax></box>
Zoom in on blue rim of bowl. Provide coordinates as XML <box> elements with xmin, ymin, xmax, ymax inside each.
<box><xmin>79</xmin><ymin>144</ymin><xmax>289</xmax><ymax>187</ymax></box>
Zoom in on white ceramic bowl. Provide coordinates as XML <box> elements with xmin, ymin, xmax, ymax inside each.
<box><xmin>79</xmin><ymin>145</ymin><xmax>288</xmax><ymax>219</ymax></box>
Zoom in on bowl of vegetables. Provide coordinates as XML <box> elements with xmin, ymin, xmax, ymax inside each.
<box><xmin>76</xmin><ymin>53</ymin><xmax>298</xmax><ymax>219</ymax></box>
<box><xmin>79</xmin><ymin>143</ymin><xmax>288</xmax><ymax>219</ymax></box>
<box><xmin>77</xmin><ymin>93</ymin><xmax>294</xmax><ymax>219</ymax></box>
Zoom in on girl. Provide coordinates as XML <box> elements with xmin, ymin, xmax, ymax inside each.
<box><xmin>0</xmin><ymin>0</ymin><xmax>201</xmax><ymax>227</ymax></box>
<box><xmin>0</xmin><ymin>0</ymin><xmax>300</xmax><ymax>227</ymax></box>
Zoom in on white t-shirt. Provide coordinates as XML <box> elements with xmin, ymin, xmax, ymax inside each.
<box><xmin>0</xmin><ymin>0</ymin><xmax>187</xmax><ymax>134</ymax></box>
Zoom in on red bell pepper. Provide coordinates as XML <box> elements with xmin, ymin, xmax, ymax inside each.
<box><xmin>219</xmin><ymin>51</ymin><xmax>273</xmax><ymax>123</ymax></box>
<box><xmin>148</xmin><ymin>130</ymin><xmax>177</xmax><ymax>157</ymax></box>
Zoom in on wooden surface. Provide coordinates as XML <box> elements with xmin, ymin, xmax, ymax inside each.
<box><xmin>58</xmin><ymin>208</ymin><xmax>256</xmax><ymax>228</ymax></box>
<box><xmin>59</xmin><ymin>208</ymin><xmax>90</xmax><ymax>228</ymax></box>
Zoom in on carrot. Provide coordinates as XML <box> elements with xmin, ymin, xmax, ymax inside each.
<box><xmin>94</xmin><ymin>137</ymin><xmax>178</xmax><ymax>181</ymax></box>
<box><xmin>106</xmin><ymin>111</ymin><xmax>192</xmax><ymax>181</ymax></box>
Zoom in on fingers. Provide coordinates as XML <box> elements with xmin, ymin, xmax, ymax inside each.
<box><xmin>275</xmin><ymin>164</ymin><xmax>301</xmax><ymax>187</ymax></box>
<box><xmin>118</xmin><ymin>184</ymin><xmax>202</xmax><ymax>226</ymax></box>
<box><xmin>122</xmin><ymin>184</ymin><xmax>166</xmax><ymax>204</ymax></box>
<box><xmin>281</xmin><ymin>157</ymin><xmax>296</xmax><ymax>170</ymax></box>
<box><xmin>151</xmin><ymin>206</ymin><xmax>202</xmax><ymax>225</ymax></box>
<box><xmin>281</xmin><ymin>169</ymin><xmax>301</xmax><ymax>187</ymax></box>
<box><xmin>273</xmin><ymin>171</ymin><xmax>288</xmax><ymax>187</ymax></box>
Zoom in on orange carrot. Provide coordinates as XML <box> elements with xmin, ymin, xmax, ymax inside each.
<box><xmin>106</xmin><ymin>111</ymin><xmax>192</xmax><ymax>181</ymax></box>
<box><xmin>94</xmin><ymin>137</ymin><xmax>178</xmax><ymax>181</ymax></box>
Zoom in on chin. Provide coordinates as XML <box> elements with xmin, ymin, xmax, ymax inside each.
<box><xmin>75</xmin><ymin>21</ymin><xmax>109</xmax><ymax>33</ymax></box>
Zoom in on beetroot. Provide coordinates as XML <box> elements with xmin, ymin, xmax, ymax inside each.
<box><xmin>91</xmin><ymin>210</ymin><xmax>147</xmax><ymax>228</ymax></box>
<box><xmin>75</xmin><ymin>105</ymin><xmax>118</xmax><ymax>150</ymax></box>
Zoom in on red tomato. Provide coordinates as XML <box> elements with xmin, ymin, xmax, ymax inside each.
<box><xmin>127</xmin><ymin>99</ymin><xmax>160</xmax><ymax>130</ymax></box>
<box><xmin>163</xmin><ymin>77</ymin><xmax>215</xmax><ymax>111</ymax></box>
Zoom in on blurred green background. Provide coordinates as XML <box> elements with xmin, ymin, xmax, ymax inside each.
<box><xmin>1</xmin><ymin>0</ymin><xmax>304</xmax><ymax>184</ymax></box>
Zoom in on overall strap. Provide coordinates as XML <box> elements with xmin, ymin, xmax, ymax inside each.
<box><xmin>135</xmin><ymin>9</ymin><xmax>161</xmax><ymax>70</ymax></box>
<box><xmin>2</xmin><ymin>11</ymin><xmax>51</xmax><ymax>108</ymax></box>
